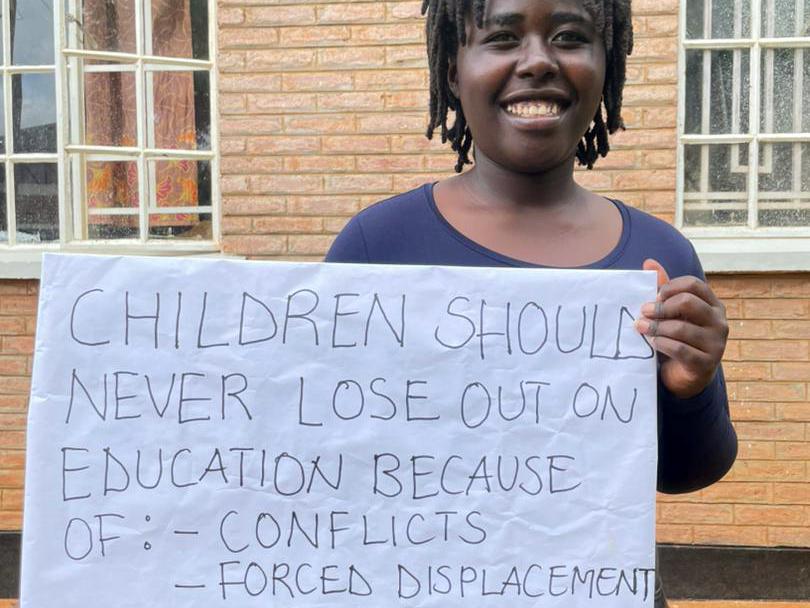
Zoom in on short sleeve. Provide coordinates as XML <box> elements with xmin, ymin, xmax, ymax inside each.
<box><xmin>325</xmin><ymin>216</ymin><xmax>370</xmax><ymax>263</ymax></box>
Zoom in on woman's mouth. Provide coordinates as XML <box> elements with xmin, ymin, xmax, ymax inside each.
<box><xmin>504</xmin><ymin>100</ymin><xmax>563</xmax><ymax>118</ymax></box>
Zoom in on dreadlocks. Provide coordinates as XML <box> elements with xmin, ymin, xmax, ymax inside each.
<box><xmin>422</xmin><ymin>0</ymin><xmax>634</xmax><ymax>172</ymax></box>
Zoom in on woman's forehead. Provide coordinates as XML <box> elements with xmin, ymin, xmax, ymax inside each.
<box><xmin>479</xmin><ymin>0</ymin><xmax>598</xmax><ymax>25</ymax></box>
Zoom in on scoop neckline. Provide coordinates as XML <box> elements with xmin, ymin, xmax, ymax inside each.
<box><xmin>422</xmin><ymin>182</ymin><xmax>632</xmax><ymax>269</ymax></box>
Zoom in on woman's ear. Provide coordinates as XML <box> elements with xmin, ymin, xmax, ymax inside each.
<box><xmin>447</xmin><ymin>59</ymin><xmax>459</xmax><ymax>98</ymax></box>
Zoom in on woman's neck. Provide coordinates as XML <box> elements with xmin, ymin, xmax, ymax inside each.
<box><xmin>462</xmin><ymin>151</ymin><xmax>584</xmax><ymax>212</ymax></box>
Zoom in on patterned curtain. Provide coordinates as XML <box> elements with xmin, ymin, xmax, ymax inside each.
<box><xmin>83</xmin><ymin>0</ymin><xmax>198</xmax><ymax>232</ymax></box>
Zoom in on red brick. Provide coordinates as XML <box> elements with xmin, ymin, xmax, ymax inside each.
<box><xmin>658</xmin><ymin>503</ymin><xmax>733</xmax><ymax>524</ymax></box>
<box><xmin>692</xmin><ymin>524</ymin><xmax>768</xmax><ymax>546</ymax></box>
<box><xmin>733</xmin><ymin>422</ymin><xmax>805</xmax><ymax>441</ymax></box>
<box><xmin>700</xmin><ymin>482</ymin><xmax>771</xmax><ymax>504</ymax></box>
<box><xmin>726</xmin><ymin>460</ymin><xmax>805</xmax><ymax>482</ymax></box>
<box><xmin>287</xmin><ymin>196</ymin><xmax>360</xmax><ymax>216</ymax></box>
<box><xmin>739</xmin><ymin>341</ymin><xmax>809</xmax><ymax>363</ymax></box>
<box><xmin>322</xmin><ymin>135</ymin><xmax>390</xmax><ymax>154</ymax></box>
<box><xmin>282</xmin><ymin>72</ymin><xmax>354</xmax><ymax>92</ymax></box>
<box><xmin>324</xmin><ymin>174</ymin><xmax>393</xmax><ymax>193</ymax></box>
<box><xmin>253</xmin><ymin>217</ymin><xmax>324</xmax><ymax>234</ymax></box>
<box><xmin>245</xmin><ymin>6</ymin><xmax>316</xmax><ymax>25</ymax></box>
<box><xmin>251</xmin><ymin>174</ymin><xmax>323</xmax><ymax>194</ymax></box>
<box><xmin>317</xmin><ymin>4</ymin><xmax>385</xmax><ymax>23</ymax></box>
<box><xmin>385</xmin><ymin>45</ymin><xmax>428</xmax><ymax>68</ymax></box>
<box><xmin>318</xmin><ymin>47</ymin><xmax>385</xmax><ymax>68</ymax></box>
<box><xmin>768</xmin><ymin>526</ymin><xmax>810</xmax><ymax>547</ymax></box>
<box><xmin>223</xmin><ymin>196</ymin><xmax>286</xmax><ymax>216</ymax></box>
<box><xmin>246</xmin><ymin>49</ymin><xmax>316</xmax><ymax>70</ymax></box>
<box><xmin>284</xmin><ymin>155</ymin><xmax>355</xmax><ymax>173</ymax></box>
<box><xmin>744</xmin><ymin>299</ymin><xmax>809</xmax><ymax>319</ymax></box>
<box><xmin>223</xmin><ymin>235</ymin><xmax>287</xmax><ymax>257</ymax></box>
<box><xmin>773</xmin><ymin>483</ymin><xmax>810</xmax><ymax>504</ymax></box>
<box><xmin>735</xmin><ymin>505</ymin><xmax>806</xmax><ymax>526</ymax></box>
<box><xmin>280</xmin><ymin>26</ymin><xmax>351</xmax><ymax>46</ymax></box>
<box><xmin>288</xmin><ymin>235</ymin><xmax>334</xmax><ymax>255</ymax></box>
<box><xmin>656</xmin><ymin>524</ymin><xmax>693</xmax><ymax>544</ymax></box>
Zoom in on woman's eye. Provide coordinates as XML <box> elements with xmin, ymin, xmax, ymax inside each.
<box><xmin>486</xmin><ymin>31</ymin><xmax>518</xmax><ymax>44</ymax></box>
<box><xmin>554</xmin><ymin>31</ymin><xmax>589</xmax><ymax>44</ymax></box>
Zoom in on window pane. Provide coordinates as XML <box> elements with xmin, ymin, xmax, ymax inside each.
<box><xmin>15</xmin><ymin>163</ymin><xmax>59</xmax><ymax>242</ymax></box>
<box><xmin>151</xmin><ymin>0</ymin><xmax>209</xmax><ymax>60</ymax></box>
<box><xmin>70</xmin><ymin>0</ymin><xmax>137</xmax><ymax>54</ymax></box>
<box><xmin>84</xmin><ymin>69</ymin><xmax>137</xmax><ymax>146</ymax></box>
<box><xmin>757</xmin><ymin>143</ymin><xmax>810</xmax><ymax>227</ymax></box>
<box><xmin>760</xmin><ymin>48</ymin><xmax>809</xmax><ymax>133</ymax></box>
<box><xmin>13</xmin><ymin>74</ymin><xmax>57</xmax><ymax>153</ymax></box>
<box><xmin>686</xmin><ymin>0</ymin><xmax>751</xmax><ymax>38</ymax></box>
<box><xmin>150</xmin><ymin>71</ymin><xmax>210</xmax><ymax>150</ymax></box>
<box><xmin>149</xmin><ymin>212</ymin><xmax>211</xmax><ymax>240</ymax></box>
<box><xmin>0</xmin><ymin>166</ymin><xmax>6</xmax><ymax>243</ymax></box>
<box><xmin>148</xmin><ymin>159</ymin><xmax>211</xmax><ymax>240</ymax></box>
<box><xmin>761</xmin><ymin>0</ymin><xmax>810</xmax><ymax>37</ymax></box>
<box><xmin>0</xmin><ymin>80</ymin><xmax>5</xmax><ymax>153</ymax></box>
<box><xmin>12</xmin><ymin>0</ymin><xmax>55</xmax><ymax>65</ymax></box>
<box><xmin>85</xmin><ymin>160</ymin><xmax>140</xmax><ymax>239</ymax></box>
<box><xmin>684</xmin><ymin>49</ymin><xmax>750</xmax><ymax>134</ymax></box>
<box><xmin>683</xmin><ymin>144</ymin><xmax>749</xmax><ymax>226</ymax></box>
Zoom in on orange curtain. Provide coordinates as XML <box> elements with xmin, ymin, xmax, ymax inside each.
<box><xmin>84</xmin><ymin>0</ymin><xmax>199</xmax><ymax>230</ymax></box>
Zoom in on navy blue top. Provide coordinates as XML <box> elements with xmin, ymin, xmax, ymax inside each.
<box><xmin>326</xmin><ymin>183</ymin><xmax>738</xmax><ymax>493</ymax></box>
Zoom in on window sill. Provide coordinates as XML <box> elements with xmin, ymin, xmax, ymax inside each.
<box><xmin>0</xmin><ymin>243</ymin><xmax>240</xmax><ymax>279</ymax></box>
<box><xmin>686</xmin><ymin>233</ymin><xmax>810</xmax><ymax>273</ymax></box>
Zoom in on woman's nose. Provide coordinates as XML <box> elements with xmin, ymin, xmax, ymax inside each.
<box><xmin>515</xmin><ymin>37</ymin><xmax>560</xmax><ymax>79</ymax></box>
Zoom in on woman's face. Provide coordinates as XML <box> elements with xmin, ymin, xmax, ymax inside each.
<box><xmin>450</xmin><ymin>0</ymin><xmax>606</xmax><ymax>173</ymax></box>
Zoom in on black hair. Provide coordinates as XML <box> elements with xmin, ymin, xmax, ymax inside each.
<box><xmin>422</xmin><ymin>0</ymin><xmax>634</xmax><ymax>172</ymax></box>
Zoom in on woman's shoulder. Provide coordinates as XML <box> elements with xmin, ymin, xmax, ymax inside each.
<box><xmin>616</xmin><ymin>201</ymin><xmax>705</xmax><ymax>279</ymax></box>
<box><xmin>325</xmin><ymin>184</ymin><xmax>438</xmax><ymax>263</ymax></box>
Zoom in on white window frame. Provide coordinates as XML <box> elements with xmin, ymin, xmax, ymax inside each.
<box><xmin>0</xmin><ymin>0</ymin><xmax>222</xmax><ymax>279</ymax></box>
<box><xmin>677</xmin><ymin>0</ymin><xmax>810</xmax><ymax>271</ymax></box>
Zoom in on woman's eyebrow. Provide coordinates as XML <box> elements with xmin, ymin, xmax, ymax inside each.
<box><xmin>484</xmin><ymin>12</ymin><xmax>524</xmax><ymax>27</ymax></box>
<box><xmin>548</xmin><ymin>11</ymin><xmax>593</xmax><ymax>27</ymax></box>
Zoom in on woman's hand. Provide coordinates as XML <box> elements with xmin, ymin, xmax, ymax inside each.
<box><xmin>635</xmin><ymin>259</ymin><xmax>729</xmax><ymax>398</ymax></box>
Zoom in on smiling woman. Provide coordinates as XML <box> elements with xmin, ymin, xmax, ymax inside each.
<box><xmin>326</xmin><ymin>1</ymin><xmax>738</xmax><ymax>606</ymax></box>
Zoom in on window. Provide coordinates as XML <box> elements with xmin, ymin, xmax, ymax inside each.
<box><xmin>677</xmin><ymin>0</ymin><xmax>810</xmax><ymax>270</ymax></box>
<box><xmin>0</xmin><ymin>0</ymin><xmax>218</xmax><ymax>265</ymax></box>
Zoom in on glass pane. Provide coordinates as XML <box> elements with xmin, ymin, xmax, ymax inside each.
<box><xmin>84</xmin><ymin>69</ymin><xmax>137</xmax><ymax>146</ymax></box>
<box><xmin>148</xmin><ymin>159</ymin><xmax>211</xmax><ymax>240</ymax></box>
<box><xmin>151</xmin><ymin>0</ymin><xmax>209</xmax><ymax>60</ymax></box>
<box><xmin>12</xmin><ymin>0</ymin><xmax>55</xmax><ymax>65</ymax></box>
<box><xmin>150</xmin><ymin>71</ymin><xmax>210</xmax><ymax>150</ymax></box>
<box><xmin>761</xmin><ymin>0</ymin><xmax>810</xmax><ymax>37</ymax></box>
<box><xmin>0</xmin><ymin>80</ymin><xmax>5</xmax><ymax>153</ymax></box>
<box><xmin>686</xmin><ymin>0</ymin><xmax>751</xmax><ymax>38</ymax></box>
<box><xmin>85</xmin><ymin>160</ymin><xmax>140</xmax><ymax>239</ymax></box>
<box><xmin>15</xmin><ymin>163</ymin><xmax>59</xmax><ymax>242</ymax></box>
<box><xmin>683</xmin><ymin>144</ymin><xmax>749</xmax><ymax>226</ymax></box>
<box><xmin>149</xmin><ymin>212</ymin><xmax>211</xmax><ymax>240</ymax></box>
<box><xmin>0</xmin><ymin>165</ymin><xmax>6</xmax><ymax>243</ymax></box>
<box><xmin>71</xmin><ymin>0</ymin><xmax>137</xmax><ymax>54</ymax></box>
<box><xmin>757</xmin><ymin>143</ymin><xmax>810</xmax><ymax>227</ymax></box>
<box><xmin>760</xmin><ymin>48</ymin><xmax>810</xmax><ymax>133</ymax></box>
<box><xmin>685</xmin><ymin>49</ymin><xmax>750</xmax><ymax>134</ymax></box>
<box><xmin>13</xmin><ymin>74</ymin><xmax>57</xmax><ymax>153</ymax></box>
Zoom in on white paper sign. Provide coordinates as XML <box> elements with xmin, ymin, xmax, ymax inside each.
<box><xmin>22</xmin><ymin>253</ymin><xmax>658</xmax><ymax>607</ymax></box>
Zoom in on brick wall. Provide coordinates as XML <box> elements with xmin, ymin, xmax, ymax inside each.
<box><xmin>0</xmin><ymin>0</ymin><xmax>807</xmax><ymax>551</ymax></box>
<box><xmin>0</xmin><ymin>282</ymin><xmax>36</xmax><ymax>532</ymax></box>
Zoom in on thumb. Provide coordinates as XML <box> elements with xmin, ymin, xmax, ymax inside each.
<box><xmin>643</xmin><ymin>258</ymin><xmax>670</xmax><ymax>291</ymax></box>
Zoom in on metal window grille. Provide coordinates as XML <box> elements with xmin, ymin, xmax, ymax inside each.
<box><xmin>677</xmin><ymin>0</ymin><xmax>810</xmax><ymax>235</ymax></box>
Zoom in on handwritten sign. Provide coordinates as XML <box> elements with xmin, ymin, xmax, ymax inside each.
<box><xmin>21</xmin><ymin>253</ymin><xmax>658</xmax><ymax>607</ymax></box>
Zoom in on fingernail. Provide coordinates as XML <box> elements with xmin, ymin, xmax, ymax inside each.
<box><xmin>641</xmin><ymin>303</ymin><xmax>655</xmax><ymax>316</ymax></box>
<box><xmin>634</xmin><ymin>319</ymin><xmax>650</xmax><ymax>334</ymax></box>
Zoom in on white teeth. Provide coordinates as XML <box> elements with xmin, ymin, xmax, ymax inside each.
<box><xmin>505</xmin><ymin>101</ymin><xmax>561</xmax><ymax>117</ymax></box>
